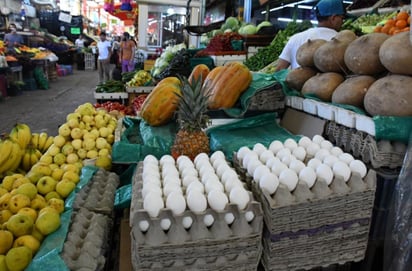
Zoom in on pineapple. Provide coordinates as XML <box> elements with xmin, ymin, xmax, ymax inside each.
<box><xmin>171</xmin><ymin>76</ymin><xmax>211</xmax><ymax>160</ymax></box>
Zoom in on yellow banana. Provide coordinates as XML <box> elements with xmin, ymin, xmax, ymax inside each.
<box><xmin>0</xmin><ymin>142</ymin><xmax>23</xmax><ymax>175</ymax></box>
<box><xmin>9</xmin><ymin>123</ymin><xmax>32</xmax><ymax>150</ymax></box>
<box><xmin>30</xmin><ymin>150</ymin><xmax>39</xmax><ymax>168</ymax></box>
<box><xmin>38</xmin><ymin>132</ymin><xmax>48</xmax><ymax>152</ymax></box>
<box><xmin>33</xmin><ymin>148</ymin><xmax>42</xmax><ymax>159</ymax></box>
<box><xmin>0</xmin><ymin>138</ymin><xmax>14</xmax><ymax>166</ymax></box>
<box><xmin>31</xmin><ymin>133</ymin><xmax>40</xmax><ymax>149</ymax></box>
<box><xmin>21</xmin><ymin>149</ymin><xmax>32</xmax><ymax>172</ymax></box>
<box><xmin>42</xmin><ymin>136</ymin><xmax>54</xmax><ymax>153</ymax></box>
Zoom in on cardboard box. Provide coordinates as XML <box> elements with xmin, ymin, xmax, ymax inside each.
<box><xmin>280</xmin><ymin>108</ymin><xmax>326</xmax><ymax>139</ymax></box>
<box><xmin>143</xmin><ymin>60</ymin><xmax>155</xmax><ymax>71</ymax></box>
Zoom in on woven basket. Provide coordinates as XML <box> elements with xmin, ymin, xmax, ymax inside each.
<box><xmin>248</xmin><ymin>83</ymin><xmax>285</xmax><ymax>112</ymax></box>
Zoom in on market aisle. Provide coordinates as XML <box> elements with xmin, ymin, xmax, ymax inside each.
<box><xmin>0</xmin><ymin>69</ymin><xmax>98</xmax><ymax>136</ymax></box>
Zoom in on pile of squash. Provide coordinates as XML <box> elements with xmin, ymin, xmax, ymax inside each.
<box><xmin>140</xmin><ymin>62</ymin><xmax>253</xmax><ymax>126</ymax></box>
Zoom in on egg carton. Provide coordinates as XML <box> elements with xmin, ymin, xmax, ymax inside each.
<box><xmin>247</xmin><ymin>83</ymin><xmax>285</xmax><ymax>112</ymax></box>
<box><xmin>260</xmin><ymin>218</ymin><xmax>370</xmax><ymax>271</ymax></box>
<box><xmin>129</xmin><ymin>162</ymin><xmax>263</xmax><ymax>270</ymax></box>
<box><xmin>233</xmin><ymin>153</ymin><xmax>376</xmax><ymax>234</ymax></box>
<box><xmin>61</xmin><ymin>207</ymin><xmax>113</xmax><ymax>271</ymax></box>
<box><xmin>324</xmin><ymin>121</ymin><xmax>407</xmax><ymax>169</ymax></box>
<box><xmin>72</xmin><ymin>169</ymin><xmax>120</xmax><ymax>215</ymax></box>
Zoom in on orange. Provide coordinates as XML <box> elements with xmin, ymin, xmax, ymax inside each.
<box><xmin>381</xmin><ymin>24</ymin><xmax>391</xmax><ymax>34</ymax></box>
<box><xmin>385</xmin><ymin>19</ymin><xmax>396</xmax><ymax>27</ymax></box>
<box><xmin>396</xmin><ymin>11</ymin><xmax>409</xmax><ymax>21</ymax></box>
<box><xmin>373</xmin><ymin>25</ymin><xmax>382</xmax><ymax>33</ymax></box>
<box><xmin>395</xmin><ymin>19</ymin><xmax>407</xmax><ymax>29</ymax></box>
<box><xmin>388</xmin><ymin>26</ymin><xmax>399</xmax><ymax>35</ymax></box>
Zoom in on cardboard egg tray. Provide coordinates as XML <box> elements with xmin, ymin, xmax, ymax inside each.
<box><xmin>130</xmin><ymin>162</ymin><xmax>263</xmax><ymax>270</ymax></box>
<box><xmin>324</xmin><ymin>121</ymin><xmax>406</xmax><ymax>169</ymax></box>
<box><xmin>232</xmin><ymin>154</ymin><xmax>377</xmax><ymax>271</ymax></box>
<box><xmin>72</xmin><ymin>169</ymin><xmax>120</xmax><ymax>215</ymax></box>
<box><xmin>61</xmin><ymin>207</ymin><xmax>113</xmax><ymax>271</ymax></box>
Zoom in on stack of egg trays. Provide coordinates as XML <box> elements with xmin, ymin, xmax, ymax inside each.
<box><xmin>324</xmin><ymin>121</ymin><xmax>406</xmax><ymax>169</ymax></box>
<box><xmin>233</xmin><ymin>154</ymin><xmax>377</xmax><ymax>271</ymax></box>
<box><xmin>130</xmin><ymin>163</ymin><xmax>264</xmax><ymax>271</ymax></box>
<box><xmin>61</xmin><ymin>169</ymin><xmax>120</xmax><ymax>270</ymax></box>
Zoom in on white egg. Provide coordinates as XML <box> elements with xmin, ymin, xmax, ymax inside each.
<box><xmin>210</xmin><ymin>150</ymin><xmax>225</xmax><ymax>164</ymax></box>
<box><xmin>316</xmin><ymin>164</ymin><xmax>334</xmax><ymax>185</ymax></box>
<box><xmin>332</xmin><ymin>161</ymin><xmax>351</xmax><ymax>182</ymax></box>
<box><xmin>236</xmin><ymin>146</ymin><xmax>252</xmax><ymax>161</ymax></box>
<box><xmin>259</xmin><ymin>149</ymin><xmax>275</xmax><ymax>164</ymax></box>
<box><xmin>279</xmin><ymin>168</ymin><xmax>299</xmax><ymax>191</ymax></box>
<box><xmin>186</xmin><ymin>190</ymin><xmax>207</xmax><ymax>213</ymax></box>
<box><xmin>298</xmin><ymin>136</ymin><xmax>312</xmax><ymax>148</ymax></box>
<box><xmin>224</xmin><ymin>212</ymin><xmax>235</xmax><ymax>224</ymax></box>
<box><xmin>194</xmin><ymin>155</ymin><xmax>211</xmax><ymax>170</ymax></box>
<box><xmin>276</xmin><ymin>148</ymin><xmax>292</xmax><ymax>160</ymax></box>
<box><xmin>221</xmin><ymin>169</ymin><xmax>238</xmax><ymax>184</ymax></box>
<box><xmin>161</xmin><ymin>165</ymin><xmax>180</xmax><ymax>179</ymax></box>
<box><xmin>212</xmin><ymin>157</ymin><xmax>227</xmax><ymax>171</ymax></box>
<box><xmin>205</xmin><ymin>179</ymin><xmax>224</xmax><ymax>193</ymax></box>
<box><xmin>259</xmin><ymin>172</ymin><xmax>279</xmax><ymax>195</ymax></box>
<box><xmin>323</xmin><ymin>155</ymin><xmax>339</xmax><ymax>168</ymax></box>
<box><xmin>182</xmin><ymin>175</ymin><xmax>199</xmax><ymax>187</ymax></box>
<box><xmin>299</xmin><ymin>167</ymin><xmax>317</xmax><ymax>188</ymax></box>
<box><xmin>292</xmin><ymin>146</ymin><xmax>306</xmax><ymax>161</ymax></box>
<box><xmin>266</xmin><ymin>156</ymin><xmax>281</xmax><ymax>168</ymax></box>
<box><xmin>245</xmin><ymin>211</ymin><xmax>255</xmax><ymax>222</ymax></box>
<box><xmin>176</xmin><ymin>155</ymin><xmax>192</xmax><ymax>168</ymax></box>
<box><xmin>229</xmin><ymin>187</ymin><xmax>250</xmax><ymax>210</ymax></box>
<box><xmin>289</xmin><ymin>159</ymin><xmax>306</xmax><ymax>174</ymax></box>
<box><xmin>143</xmin><ymin>193</ymin><xmax>164</xmax><ymax>217</ymax></box>
<box><xmin>281</xmin><ymin>153</ymin><xmax>295</xmax><ymax>166</ymax></box>
<box><xmin>200</xmin><ymin>172</ymin><xmax>220</xmax><ymax>185</ymax></box>
<box><xmin>284</xmin><ymin>138</ymin><xmax>298</xmax><ymax>151</ymax></box>
<box><xmin>320</xmin><ymin>140</ymin><xmax>333</xmax><ymax>150</ymax></box>
<box><xmin>207</xmin><ymin>190</ymin><xmax>229</xmax><ymax>211</ymax></box>
<box><xmin>163</xmin><ymin>182</ymin><xmax>183</xmax><ymax>197</ymax></box>
<box><xmin>315</xmin><ymin>149</ymin><xmax>331</xmax><ymax>161</ymax></box>
<box><xmin>159</xmin><ymin>154</ymin><xmax>175</xmax><ymax>166</ymax></box>
<box><xmin>142</xmin><ymin>182</ymin><xmax>162</xmax><ymax>196</ymax></box>
<box><xmin>203</xmin><ymin>214</ymin><xmax>215</xmax><ymax>227</ymax></box>
<box><xmin>253</xmin><ymin>143</ymin><xmax>267</xmax><ymax>156</ymax></box>
<box><xmin>224</xmin><ymin>177</ymin><xmax>243</xmax><ymax>193</ymax></box>
<box><xmin>162</xmin><ymin>175</ymin><xmax>181</xmax><ymax>186</ymax></box>
<box><xmin>247</xmin><ymin>159</ymin><xmax>263</xmax><ymax>176</ymax></box>
<box><xmin>143</xmin><ymin>163</ymin><xmax>160</xmax><ymax>175</ymax></box>
<box><xmin>182</xmin><ymin>216</ymin><xmax>193</xmax><ymax>229</ymax></box>
<box><xmin>269</xmin><ymin>140</ymin><xmax>284</xmax><ymax>154</ymax></box>
<box><xmin>166</xmin><ymin>191</ymin><xmax>186</xmax><ymax>215</ymax></box>
<box><xmin>306</xmin><ymin>143</ymin><xmax>321</xmax><ymax>157</ymax></box>
<box><xmin>330</xmin><ymin>146</ymin><xmax>344</xmax><ymax>157</ymax></box>
<box><xmin>142</xmin><ymin>171</ymin><xmax>161</xmax><ymax>185</ymax></box>
<box><xmin>138</xmin><ymin>220</ymin><xmax>150</xmax><ymax>232</ymax></box>
<box><xmin>198</xmin><ymin>163</ymin><xmax>215</xmax><ymax>177</ymax></box>
<box><xmin>160</xmin><ymin>218</ymin><xmax>171</xmax><ymax>231</ymax></box>
<box><xmin>178</xmin><ymin>160</ymin><xmax>195</xmax><ymax>172</ymax></box>
<box><xmin>180</xmin><ymin>167</ymin><xmax>198</xmax><ymax>179</ymax></box>
<box><xmin>215</xmin><ymin>162</ymin><xmax>231</xmax><ymax>178</ymax></box>
<box><xmin>271</xmin><ymin>160</ymin><xmax>288</xmax><ymax>177</ymax></box>
<box><xmin>186</xmin><ymin>181</ymin><xmax>205</xmax><ymax>194</ymax></box>
<box><xmin>143</xmin><ymin>154</ymin><xmax>158</xmax><ymax>166</ymax></box>
<box><xmin>253</xmin><ymin>164</ymin><xmax>271</xmax><ymax>182</ymax></box>
<box><xmin>339</xmin><ymin>153</ymin><xmax>355</xmax><ymax>165</ymax></box>
<box><xmin>194</xmin><ymin>152</ymin><xmax>209</xmax><ymax>165</ymax></box>
<box><xmin>312</xmin><ymin>135</ymin><xmax>325</xmax><ymax>144</ymax></box>
<box><xmin>242</xmin><ymin>151</ymin><xmax>259</xmax><ymax>168</ymax></box>
<box><xmin>349</xmin><ymin>159</ymin><xmax>367</xmax><ymax>178</ymax></box>
<box><xmin>307</xmin><ymin>158</ymin><xmax>322</xmax><ymax>170</ymax></box>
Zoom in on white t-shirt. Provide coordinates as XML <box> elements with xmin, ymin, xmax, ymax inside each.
<box><xmin>97</xmin><ymin>40</ymin><xmax>112</xmax><ymax>60</ymax></box>
<box><xmin>75</xmin><ymin>38</ymin><xmax>85</xmax><ymax>48</ymax></box>
<box><xmin>278</xmin><ymin>27</ymin><xmax>338</xmax><ymax>69</ymax></box>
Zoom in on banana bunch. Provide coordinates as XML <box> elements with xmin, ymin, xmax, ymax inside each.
<box><xmin>9</xmin><ymin>123</ymin><xmax>32</xmax><ymax>150</ymax></box>
<box><xmin>126</xmin><ymin>70</ymin><xmax>152</xmax><ymax>87</ymax></box>
<box><xmin>20</xmin><ymin>147</ymin><xmax>43</xmax><ymax>171</ymax></box>
<box><xmin>0</xmin><ymin>137</ymin><xmax>24</xmax><ymax>176</ymax></box>
<box><xmin>30</xmin><ymin>132</ymin><xmax>54</xmax><ymax>154</ymax></box>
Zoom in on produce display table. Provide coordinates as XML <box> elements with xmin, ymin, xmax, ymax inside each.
<box><xmin>94</xmin><ymin>92</ymin><xmax>128</xmax><ymax>104</ymax></box>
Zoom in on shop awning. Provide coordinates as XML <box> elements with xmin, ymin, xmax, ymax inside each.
<box><xmin>107</xmin><ymin>2</ymin><xmax>138</xmax><ymax>21</ymax></box>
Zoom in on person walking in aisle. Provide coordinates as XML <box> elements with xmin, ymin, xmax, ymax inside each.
<box><xmin>97</xmin><ymin>32</ymin><xmax>112</xmax><ymax>83</ymax></box>
<box><xmin>119</xmin><ymin>32</ymin><xmax>136</xmax><ymax>72</ymax></box>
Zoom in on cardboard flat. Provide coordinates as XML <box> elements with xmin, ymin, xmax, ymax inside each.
<box><xmin>280</xmin><ymin>108</ymin><xmax>326</xmax><ymax>138</ymax></box>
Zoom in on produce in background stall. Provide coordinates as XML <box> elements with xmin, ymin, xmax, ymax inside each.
<box><xmin>95</xmin><ymin>80</ymin><xmax>125</xmax><ymax>93</ymax></box>
<box><xmin>151</xmin><ymin>43</ymin><xmax>187</xmax><ymax>79</ymax></box>
<box><xmin>125</xmin><ymin>70</ymin><xmax>152</xmax><ymax>87</ymax></box>
<box><xmin>155</xmin><ymin>49</ymin><xmax>192</xmax><ymax>81</ymax></box>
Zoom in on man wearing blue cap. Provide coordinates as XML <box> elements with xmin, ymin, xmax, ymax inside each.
<box><xmin>276</xmin><ymin>0</ymin><xmax>346</xmax><ymax>71</ymax></box>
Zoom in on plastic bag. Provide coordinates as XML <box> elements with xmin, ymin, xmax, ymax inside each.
<box><xmin>33</xmin><ymin>67</ymin><xmax>49</xmax><ymax>90</ymax></box>
<box><xmin>207</xmin><ymin>112</ymin><xmax>300</xmax><ymax>161</ymax></box>
<box><xmin>383</xmin><ymin>134</ymin><xmax>412</xmax><ymax>271</ymax></box>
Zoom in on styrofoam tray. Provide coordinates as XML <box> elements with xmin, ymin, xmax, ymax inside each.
<box><xmin>355</xmin><ymin>114</ymin><xmax>376</xmax><ymax>136</ymax></box>
<box><xmin>336</xmin><ymin>107</ymin><xmax>357</xmax><ymax>128</ymax></box>
<box><xmin>302</xmin><ymin>98</ymin><xmax>318</xmax><ymax>115</ymax></box>
<box><xmin>316</xmin><ymin>102</ymin><xmax>336</xmax><ymax>121</ymax></box>
<box><xmin>94</xmin><ymin>92</ymin><xmax>128</xmax><ymax>99</ymax></box>
<box><xmin>126</xmin><ymin>86</ymin><xmax>154</xmax><ymax>93</ymax></box>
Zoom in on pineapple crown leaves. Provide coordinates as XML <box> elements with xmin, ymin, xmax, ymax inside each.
<box><xmin>173</xmin><ymin>75</ymin><xmax>211</xmax><ymax>131</ymax></box>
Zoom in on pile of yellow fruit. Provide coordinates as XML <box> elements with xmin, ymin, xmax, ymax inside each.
<box><xmin>0</xmin><ymin>102</ymin><xmax>118</xmax><ymax>270</ymax></box>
